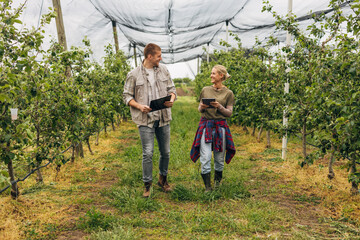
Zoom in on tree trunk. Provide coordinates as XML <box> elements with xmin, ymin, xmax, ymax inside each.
<box><xmin>36</xmin><ymin>169</ymin><xmax>43</xmax><ymax>183</ymax></box>
<box><xmin>243</xmin><ymin>126</ymin><xmax>249</xmax><ymax>134</ymax></box>
<box><xmin>251</xmin><ymin>125</ymin><xmax>256</xmax><ymax>136</ymax></box>
<box><xmin>104</xmin><ymin>123</ymin><xmax>107</xmax><ymax>136</ymax></box>
<box><xmin>350</xmin><ymin>156</ymin><xmax>358</xmax><ymax>195</ymax></box>
<box><xmin>302</xmin><ymin>121</ymin><xmax>307</xmax><ymax>159</ymax></box>
<box><xmin>117</xmin><ymin>115</ymin><xmax>121</xmax><ymax>127</ymax></box>
<box><xmin>78</xmin><ymin>141</ymin><xmax>84</xmax><ymax>158</ymax></box>
<box><xmin>266</xmin><ymin>130</ymin><xmax>271</xmax><ymax>148</ymax></box>
<box><xmin>71</xmin><ymin>145</ymin><xmax>75</xmax><ymax>162</ymax></box>
<box><xmin>86</xmin><ymin>138</ymin><xmax>94</xmax><ymax>155</ymax></box>
<box><xmin>328</xmin><ymin>144</ymin><xmax>335</xmax><ymax>180</ymax></box>
<box><xmin>7</xmin><ymin>158</ymin><xmax>19</xmax><ymax>199</ymax></box>
<box><xmin>35</xmin><ymin>126</ymin><xmax>43</xmax><ymax>183</ymax></box>
<box><xmin>111</xmin><ymin>119</ymin><xmax>116</xmax><ymax>131</ymax></box>
<box><xmin>55</xmin><ymin>165</ymin><xmax>61</xmax><ymax>182</ymax></box>
<box><xmin>257</xmin><ymin>124</ymin><xmax>263</xmax><ymax>142</ymax></box>
<box><xmin>74</xmin><ymin>141</ymin><xmax>84</xmax><ymax>158</ymax></box>
<box><xmin>95</xmin><ymin>131</ymin><xmax>100</xmax><ymax>146</ymax></box>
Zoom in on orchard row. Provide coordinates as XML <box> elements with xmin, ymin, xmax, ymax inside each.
<box><xmin>195</xmin><ymin>0</ymin><xmax>360</xmax><ymax>194</ymax></box>
<box><xmin>1</xmin><ymin>1</ymin><xmax>130</xmax><ymax>198</ymax></box>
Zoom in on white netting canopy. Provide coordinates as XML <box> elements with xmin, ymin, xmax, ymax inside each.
<box><xmin>15</xmin><ymin>0</ymin><xmax>352</xmax><ymax>65</ymax></box>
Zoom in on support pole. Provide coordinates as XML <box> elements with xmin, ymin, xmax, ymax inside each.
<box><xmin>52</xmin><ymin>0</ymin><xmax>67</xmax><ymax>51</ymax></box>
<box><xmin>111</xmin><ymin>20</ymin><xmax>119</xmax><ymax>53</ymax></box>
<box><xmin>197</xmin><ymin>56</ymin><xmax>200</xmax><ymax>74</ymax></box>
<box><xmin>207</xmin><ymin>43</ymin><xmax>210</xmax><ymax>63</ymax></box>
<box><xmin>133</xmin><ymin>44</ymin><xmax>138</xmax><ymax>67</ymax></box>
<box><xmin>282</xmin><ymin>0</ymin><xmax>292</xmax><ymax>160</ymax></box>
<box><xmin>226</xmin><ymin>20</ymin><xmax>229</xmax><ymax>52</ymax></box>
<box><xmin>52</xmin><ymin>0</ymin><xmax>70</xmax><ymax>77</ymax></box>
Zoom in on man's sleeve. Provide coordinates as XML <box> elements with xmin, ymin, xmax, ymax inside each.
<box><xmin>123</xmin><ymin>72</ymin><xmax>135</xmax><ymax>106</ymax></box>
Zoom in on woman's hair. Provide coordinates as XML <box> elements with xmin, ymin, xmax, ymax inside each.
<box><xmin>144</xmin><ymin>43</ymin><xmax>161</xmax><ymax>59</ymax></box>
<box><xmin>213</xmin><ymin>64</ymin><xmax>231</xmax><ymax>81</ymax></box>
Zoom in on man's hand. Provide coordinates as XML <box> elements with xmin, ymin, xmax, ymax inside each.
<box><xmin>139</xmin><ymin>104</ymin><xmax>152</xmax><ymax>113</ymax></box>
<box><xmin>129</xmin><ymin>99</ymin><xmax>152</xmax><ymax>113</ymax></box>
<box><xmin>164</xmin><ymin>100</ymin><xmax>174</xmax><ymax>108</ymax></box>
<box><xmin>164</xmin><ymin>93</ymin><xmax>176</xmax><ymax>108</ymax></box>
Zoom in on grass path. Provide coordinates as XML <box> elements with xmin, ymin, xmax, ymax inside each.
<box><xmin>1</xmin><ymin>96</ymin><xmax>360</xmax><ymax>239</ymax></box>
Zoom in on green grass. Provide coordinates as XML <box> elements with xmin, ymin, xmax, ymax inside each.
<box><xmin>14</xmin><ymin>96</ymin><xmax>359</xmax><ymax>240</ymax></box>
<box><xmin>78</xmin><ymin>209</ymin><xmax>117</xmax><ymax>232</ymax></box>
<box><xmin>79</xmin><ymin>96</ymin><xmax>298</xmax><ymax>239</ymax></box>
<box><xmin>89</xmin><ymin>224</ymin><xmax>138</xmax><ymax>240</ymax></box>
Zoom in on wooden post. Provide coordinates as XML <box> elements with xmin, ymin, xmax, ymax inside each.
<box><xmin>207</xmin><ymin>43</ymin><xmax>210</xmax><ymax>63</ymax></box>
<box><xmin>226</xmin><ymin>20</ymin><xmax>229</xmax><ymax>52</ymax></box>
<box><xmin>281</xmin><ymin>0</ymin><xmax>292</xmax><ymax>160</ymax></box>
<box><xmin>133</xmin><ymin>44</ymin><xmax>138</xmax><ymax>67</ymax></box>
<box><xmin>52</xmin><ymin>0</ymin><xmax>67</xmax><ymax>51</ymax></box>
<box><xmin>52</xmin><ymin>0</ymin><xmax>71</xmax><ymax>77</ymax></box>
<box><xmin>112</xmin><ymin>20</ymin><xmax>119</xmax><ymax>53</ymax></box>
<box><xmin>197</xmin><ymin>56</ymin><xmax>200</xmax><ymax>74</ymax></box>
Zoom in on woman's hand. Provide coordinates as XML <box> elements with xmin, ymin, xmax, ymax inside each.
<box><xmin>210</xmin><ymin>101</ymin><xmax>222</xmax><ymax>109</ymax></box>
<box><xmin>199</xmin><ymin>102</ymin><xmax>209</xmax><ymax>110</ymax></box>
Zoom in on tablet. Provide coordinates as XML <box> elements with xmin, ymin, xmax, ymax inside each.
<box><xmin>202</xmin><ymin>98</ymin><xmax>215</xmax><ymax>108</ymax></box>
<box><xmin>150</xmin><ymin>95</ymin><xmax>172</xmax><ymax>112</ymax></box>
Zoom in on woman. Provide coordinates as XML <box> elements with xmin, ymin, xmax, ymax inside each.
<box><xmin>190</xmin><ymin>65</ymin><xmax>236</xmax><ymax>191</ymax></box>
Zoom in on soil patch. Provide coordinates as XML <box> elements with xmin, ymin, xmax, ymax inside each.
<box><xmin>176</xmin><ymin>87</ymin><xmax>195</xmax><ymax>96</ymax></box>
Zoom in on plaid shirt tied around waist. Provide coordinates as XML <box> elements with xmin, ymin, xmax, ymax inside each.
<box><xmin>190</xmin><ymin>117</ymin><xmax>236</xmax><ymax>164</ymax></box>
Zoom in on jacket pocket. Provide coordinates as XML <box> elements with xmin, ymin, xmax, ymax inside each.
<box><xmin>162</xmin><ymin>108</ymin><xmax>172</xmax><ymax>121</ymax></box>
<box><xmin>159</xmin><ymin>77</ymin><xmax>170</xmax><ymax>96</ymax></box>
<box><xmin>135</xmin><ymin>81</ymin><xmax>145</xmax><ymax>103</ymax></box>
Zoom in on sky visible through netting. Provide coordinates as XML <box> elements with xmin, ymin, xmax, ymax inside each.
<box><xmin>14</xmin><ymin>0</ymin><xmax>352</xmax><ymax>78</ymax></box>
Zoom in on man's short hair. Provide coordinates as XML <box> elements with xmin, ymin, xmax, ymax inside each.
<box><xmin>144</xmin><ymin>43</ymin><xmax>161</xmax><ymax>59</ymax></box>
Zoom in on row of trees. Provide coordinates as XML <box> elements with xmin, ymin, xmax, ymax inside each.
<box><xmin>0</xmin><ymin>1</ymin><xmax>131</xmax><ymax>198</ymax></box>
<box><xmin>195</xmin><ymin>0</ymin><xmax>360</xmax><ymax>194</ymax></box>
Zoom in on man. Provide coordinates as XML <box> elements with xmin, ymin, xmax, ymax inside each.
<box><xmin>123</xmin><ymin>43</ymin><xmax>176</xmax><ymax>198</ymax></box>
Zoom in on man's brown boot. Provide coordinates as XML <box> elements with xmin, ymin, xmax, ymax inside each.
<box><xmin>157</xmin><ymin>174</ymin><xmax>172</xmax><ymax>192</ymax></box>
<box><xmin>143</xmin><ymin>182</ymin><xmax>152</xmax><ymax>198</ymax></box>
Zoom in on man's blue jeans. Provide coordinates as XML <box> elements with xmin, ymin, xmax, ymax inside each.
<box><xmin>200</xmin><ymin>128</ymin><xmax>226</xmax><ymax>174</ymax></box>
<box><xmin>138</xmin><ymin>121</ymin><xmax>170</xmax><ymax>183</ymax></box>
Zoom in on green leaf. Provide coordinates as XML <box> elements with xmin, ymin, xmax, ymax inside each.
<box><xmin>0</xmin><ymin>93</ymin><xmax>10</xmax><ymax>102</ymax></box>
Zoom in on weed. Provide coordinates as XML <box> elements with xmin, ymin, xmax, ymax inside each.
<box><xmin>116</xmin><ymin>167</ymin><xmax>142</xmax><ymax>187</ymax></box>
<box><xmin>293</xmin><ymin>194</ymin><xmax>322</xmax><ymax>204</ymax></box>
<box><xmin>22</xmin><ymin>183</ymin><xmax>55</xmax><ymax>195</ymax></box>
<box><xmin>77</xmin><ymin>209</ymin><xmax>117</xmax><ymax>232</ymax></box>
<box><xmin>105</xmin><ymin>186</ymin><xmax>161</xmax><ymax>213</ymax></box>
<box><xmin>122</xmin><ymin>146</ymin><xmax>142</xmax><ymax>162</ymax></box>
<box><xmin>217</xmin><ymin>179</ymin><xmax>251</xmax><ymax>200</ymax></box>
<box><xmin>71</xmin><ymin>169</ymin><xmax>97</xmax><ymax>183</ymax></box>
<box><xmin>265</xmin><ymin>157</ymin><xmax>284</xmax><ymax>162</ymax></box>
<box><xmin>75</xmin><ymin>196</ymin><xmax>94</xmax><ymax>204</ymax></box>
<box><xmin>249</xmin><ymin>156</ymin><xmax>258</xmax><ymax>161</ymax></box>
<box><xmin>89</xmin><ymin>224</ymin><xmax>138</xmax><ymax>240</ymax></box>
<box><xmin>171</xmin><ymin>184</ymin><xmax>197</xmax><ymax>201</ymax></box>
<box><xmin>22</xmin><ymin>221</ymin><xmax>58</xmax><ymax>240</ymax></box>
